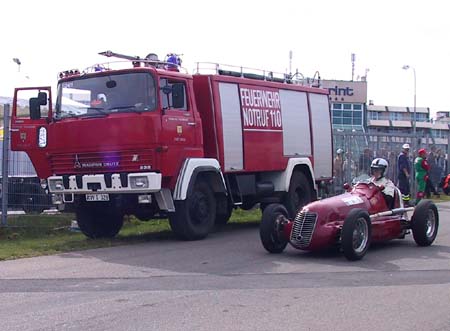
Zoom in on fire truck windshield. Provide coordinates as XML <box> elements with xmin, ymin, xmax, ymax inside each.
<box><xmin>54</xmin><ymin>72</ymin><xmax>157</xmax><ymax>119</ymax></box>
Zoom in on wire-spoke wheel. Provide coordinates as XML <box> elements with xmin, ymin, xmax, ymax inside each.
<box><xmin>341</xmin><ymin>209</ymin><xmax>371</xmax><ymax>261</ymax></box>
<box><xmin>412</xmin><ymin>200</ymin><xmax>439</xmax><ymax>246</ymax></box>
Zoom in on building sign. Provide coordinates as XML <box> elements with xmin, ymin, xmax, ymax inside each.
<box><xmin>239</xmin><ymin>85</ymin><xmax>283</xmax><ymax>132</ymax></box>
<box><xmin>321</xmin><ymin>80</ymin><xmax>367</xmax><ymax>104</ymax></box>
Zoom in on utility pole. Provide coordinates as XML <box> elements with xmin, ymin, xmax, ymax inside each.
<box><xmin>351</xmin><ymin>53</ymin><xmax>355</xmax><ymax>81</ymax></box>
<box><xmin>13</xmin><ymin>58</ymin><xmax>21</xmax><ymax>72</ymax></box>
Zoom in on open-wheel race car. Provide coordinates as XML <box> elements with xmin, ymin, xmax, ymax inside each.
<box><xmin>260</xmin><ymin>177</ymin><xmax>439</xmax><ymax>260</ymax></box>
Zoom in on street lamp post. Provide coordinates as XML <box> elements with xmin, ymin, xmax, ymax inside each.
<box><xmin>402</xmin><ymin>65</ymin><xmax>416</xmax><ymax>138</ymax></box>
<box><xmin>12</xmin><ymin>58</ymin><xmax>21</xmax><ymax>72</ymax></box>
<box><xmin>402</xmin><ymin>64</ymin><xmax>417</xmax><ymax>200</ymax></box>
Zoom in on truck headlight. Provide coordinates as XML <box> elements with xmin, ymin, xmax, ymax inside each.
<box><xmin>49</xmin><ymin>178</ymin><xmax>64</xmax><ymax>191</ymax></box>
<box><xmin>38</xmin><ymin>127</ymin><xmax>47</xmax><ymax>148</ymax></box>
<box><xmin>130</xmin><ymin>176</ymin><xmax>149</xmax><ymax>189</ymax></box>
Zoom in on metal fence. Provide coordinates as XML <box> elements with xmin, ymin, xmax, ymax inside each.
<box><xmin>1</xmin><ymin>104</ymin><xmax>54</xmax><ymax>226</ymax></box>
<box><xmin>1</xmin><ymin>101</ymin><xmax>449</xmax><ymax>225</ymax></box>
<box><xmin>332</xmin><ymin>130</ymin><xmax>449</xmax><ymax>197</ymax></box>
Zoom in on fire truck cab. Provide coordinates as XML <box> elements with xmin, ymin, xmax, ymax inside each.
<box><xmin>11</xmin><ymin>52</ymin><xmax>333</xmax><ymax>240</ymax></box>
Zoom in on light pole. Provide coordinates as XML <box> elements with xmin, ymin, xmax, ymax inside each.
<box><xmin>402</xmin><ymin>65</ymin><xmax>416</xmax><ymax>138</ymax></box>
<box><xmin>402</xmin><ymin>64</ymin><xmax>417</xmax><ymax>200</ymax></box>
<box><xmin>12</xmin><ymin>58</ymin><xmax>21</xmax><ymax>72</ymax></box>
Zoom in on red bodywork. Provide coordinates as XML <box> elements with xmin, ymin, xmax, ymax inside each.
<box><xmin>283</xmin><ymin>182</ymin><xmax>404</xmax><ymax>251</ymax></box>
<box><xmin>11</xmin><ymin>66</ymin><xmax>331</xmax><ymax>190</ymax></box>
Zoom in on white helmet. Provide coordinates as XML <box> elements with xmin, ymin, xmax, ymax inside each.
<box><xmin>371</xmin><ymin>158</ymin><xmax>388</xmax><ymax>177</ymax></box>
<box><xmin>336</xmin><ymin>148</ymin><xmax>344</xmax><ymax>154</ymax></box>
<box><xmin>402</xmin><ymin>143</ymin><xmax>410</xmax><ymax>150</ymax></box>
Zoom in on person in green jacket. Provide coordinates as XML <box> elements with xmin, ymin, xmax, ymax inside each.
<box><xmin>414</xmin><ymin>148</ymin><xmax>430</xmax><ymax>203</ymax></box>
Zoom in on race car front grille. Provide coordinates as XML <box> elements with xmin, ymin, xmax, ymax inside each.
<box><xmin>290</xmin><ymin>210</ymin><xmax>317</xmax><ymax>248</ymax></box>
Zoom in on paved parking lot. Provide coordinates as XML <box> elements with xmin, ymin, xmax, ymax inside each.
<box><xmin>0</xmin><ymin>203</ymin><xmax>449</xmax><ymax>331</ymax></box>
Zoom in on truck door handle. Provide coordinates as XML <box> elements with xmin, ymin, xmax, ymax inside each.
<box><xmin>187</xmin><ymin>122</ymin><xmax>196</xmax><ymax>126</ymax></box>
<box><xmin>10</xmin><ymin>129</ymin><xmax>19</xmax><ymax>132</ymax></box>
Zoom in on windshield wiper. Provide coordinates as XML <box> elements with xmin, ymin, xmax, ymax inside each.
<box><xmin>107</xmin><ymin>105</ymin><xmax>144</xmax><ymax>113</ymax></box>
<box><xmin>84</xmin><ymin>107</ymin><xmax>108</xmax><ymax>115</ymax></box>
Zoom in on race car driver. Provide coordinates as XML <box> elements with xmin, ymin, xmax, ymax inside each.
<box><xmin>369</xmin><ymin>158</ymin><xmax>396</xmax><ymax>208</ymax></box>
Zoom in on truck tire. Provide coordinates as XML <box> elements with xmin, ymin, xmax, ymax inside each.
<box><xmin>260</xmin><ymin>203</ymin><xmax>289</xmax><ymax>253</ymax></box>
<box><xmin>341</xmin><ymin>209</ymin><xmax>371</xmax><ymax>261</ymax></box>
<box><xmin>215</xmin><ymin>194</ymin><xmax>232</xmax><ymax>225</ymax></box>
<box><xmin>411</xmin><ymin>200</ymin><xmax>439</xmax><ymax>246</ymax></box>
<box><xmin>169</xmin><ymin>180</ymin><xmax>216</xmax><ymax>240</ymax></box>
<box><xmin>283</xmin><ymin>171</ymin><xmax>312</xmax><ymax>218</ymax></box>
<box><xmin>76</xmin><ymin>203</ymin><xmax>124</xmax><ymax>239</ymax></box>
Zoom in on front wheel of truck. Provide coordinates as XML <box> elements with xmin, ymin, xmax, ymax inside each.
<box><xmin>76</xmin><ymin>203</ymin><xmax>124</xmax><ymax>239</ymax></box>
<box><xmin>169</xmin><ymin>179</ymin><xmax>216</xmax><ymax>240</ymax></box>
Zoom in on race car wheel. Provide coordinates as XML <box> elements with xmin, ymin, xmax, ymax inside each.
<box><xmin>411</xmin><ymin>200</ymin><xmax>439</xmax><ymax>246</ymax></box>
<box><xmin>169</xmin><ymin>179</ymin><xmax>216</xmax><ymax>240</ymax></box>
<box><xmin>260</xmin><ymin>203</ymin><xmax>289</xmax><ymax>253</ymax></box>
<box><xmin>283</xmin><ymin>171</ymin><xmax>313</xmax><ymax>219</ymax></box>
<box><xmin>341</xmin><ymin>209</ymin><xmax>371</xmax><ymax>261</ymax></box>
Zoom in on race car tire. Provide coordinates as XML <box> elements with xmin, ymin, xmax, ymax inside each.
<box><xmin>341</xmin><ymin>209</ymin><xmax>371</xmax><ymax>261</ymax></box>
<box><xmin>169</xmin><ymin>179</ymin><xmax>216</xmax><ymax>240</ymax></box>
<box><xmin>260</xmin><ymin>203</ymin><xmax>289</xmax><ymax>254</ymax></box>
<box><xmin>411</xmin><ymin>200</ymin><xmax>439</xmax><ymax>246</ymax></box>
<box><xmin>283</xmin><ymin>171</ymin><xmax>313</xmax><ymax>219</ymax></box>
<box><xmin>76</xmin><ymin>203</ymin><xmax>124</xmax><ymax>239</ymax></box>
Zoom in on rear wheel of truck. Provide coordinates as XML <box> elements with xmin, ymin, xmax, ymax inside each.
<box><xmin>76</xmin><ymin>203</ymin><xmax>124</xmax><ymax>239</ymax></box>
<box><xmin>169</xmin><ymin>180</ymin><xmax>216</xmax><ymax>240</ymax></box>
<box><xmin>215</xmin><ymin>194</ymin><xmax>233</xmax><ymax>225</ymax></box>
<box><xmin>283</xmin><ymin>171</ymin><xmax>312</xmax><ymax>218</ymax></box>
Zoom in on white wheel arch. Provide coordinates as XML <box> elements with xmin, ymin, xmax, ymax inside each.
<box><xmin>259</xmin><ymin>158</ymin><xmax>317</xmax><ymax>193</ymax></box>
<box><xmin>173</xmin><ymin>158</ymin><xmax>226</xmax><ymax>201</ymax></box>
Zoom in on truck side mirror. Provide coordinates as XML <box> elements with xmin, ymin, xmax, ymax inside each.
<box><xmin>38</xmin><ymin>91</ymin><xmax>48</xmax><ymax>106</ymax></box>
<box><xmin>29</xmin><ymin>97</ymin><xmax>42</xmax><ymax>120</ymax></box>
<box><xmin>172</xmin><ymin>83</ymin><xmax>185</xmax><ymax>109</ymax></box>
<box><xmin>161</xmin><ymin>85</ymin><xmax>172</xmax><ymax>95</ymax></box>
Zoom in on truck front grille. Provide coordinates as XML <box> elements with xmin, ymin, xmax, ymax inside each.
<box><xmin>290</xmin><ymin>210</ymin><xmax>317</xmax><ymax>248</ymax></box>
<box><xmin>49</xmin><ymin>149</ymin><xmax>154</xmax><ymax>175</ymax></box>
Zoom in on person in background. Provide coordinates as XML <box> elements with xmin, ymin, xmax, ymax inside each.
<box><xmin>333</xmin><ymin>149</ymin><xmax>344</xmax><ymax>188</ymax></box>
<box><xmin>343</xmin><ymin>151</ymin><xmax>357</xmax><ymax>182</ymax></box>
<box><xmin>397</xmin><ymin>143</ymin><xmax>411</xmax><ymax>205</ymax></box>
<box><xmin>359</xmin><ymin>148</ymin><xmax>372</xmax><ymax>176</ymax></box>
<box><xmin>414</xmin><ymin>148</ymin><xmax>429</xmax><ymax>203</ymax></box>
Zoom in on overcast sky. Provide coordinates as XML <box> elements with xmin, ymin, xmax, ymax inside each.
<box><xmin>0</xmin><ymin>0</ymin><xmax>448</xmax><ymax>115</ymax></box>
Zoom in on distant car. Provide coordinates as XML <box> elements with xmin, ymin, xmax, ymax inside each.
<box><xmin>260</xmin><ymin>178</ymin><xmax>439</xmax><ymax>260</ymax></box>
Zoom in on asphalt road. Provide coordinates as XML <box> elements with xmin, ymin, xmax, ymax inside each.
<box><xmin>1</xmin><ymin>203</ymin><xmax>450</xmax><ymax>331</ymax></box>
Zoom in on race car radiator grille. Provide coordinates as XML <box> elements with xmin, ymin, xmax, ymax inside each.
<box><xmin>290</xmin><ymin>211</ymin><xmax>317</xmax><ymax>248</ymax></box>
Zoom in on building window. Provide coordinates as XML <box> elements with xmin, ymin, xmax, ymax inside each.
<box><xmin>414</xmin><ymin>113</ymin><xmax>428</xmax><ymax>122</ymax></box>
<box><xmin>389</xmin><ymin>112</ymin><xmax>403</xmax><ymax>121</ymax></box>
<box><xmin>331</xmin><ymin>103</ymin><xmax>363</xmax><ymax>128</ymax></box>
<box><xmin>431</xmin><ymin>129</ymin><xmax>448</xmax><ymax>139</ymax></box>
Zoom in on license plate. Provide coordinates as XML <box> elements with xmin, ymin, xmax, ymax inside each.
<box><xmin>85</xmin><ymin>194</ymin><xmax>110</xmax><ymax>202</ymax></box>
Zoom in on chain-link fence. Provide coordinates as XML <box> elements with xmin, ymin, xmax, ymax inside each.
<box><xmin>1</xmin><ymin>104</ymin><xmax>54</xmax><ymax>226</ymax></box>
<box><xmin>332</xmin><ymin>131</ymin><xmax>449</xmax><ymax>198</ymax></box>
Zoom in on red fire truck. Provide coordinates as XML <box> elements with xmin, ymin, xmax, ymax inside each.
<box><xmin>10</xmin><ymin>51</ymin><xmax>333</xmax><ymax>240</ymax></box>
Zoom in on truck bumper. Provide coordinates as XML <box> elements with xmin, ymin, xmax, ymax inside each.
<box><xmin>47</xmin><ymin>172</ymin><xmax>162</xmax><ymax>194</ymax></box>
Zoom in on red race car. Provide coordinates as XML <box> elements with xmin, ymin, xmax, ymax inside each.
<box><xmin>260</xmin><ymin>178</ymin><xmax>439</xmax><ymax>260</ymax></box>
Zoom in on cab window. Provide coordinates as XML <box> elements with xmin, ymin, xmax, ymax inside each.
<box><xmin>159</xmin><ymin>78</ymin><xmax>187</xmax><ymax>111</ymax></box>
